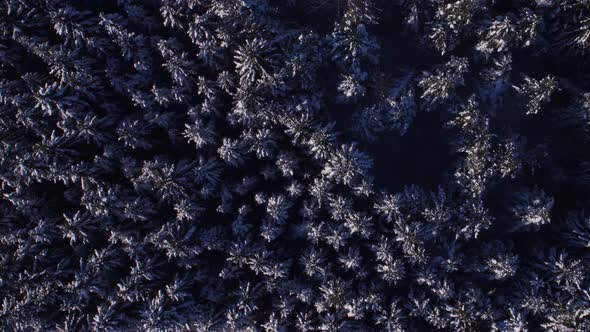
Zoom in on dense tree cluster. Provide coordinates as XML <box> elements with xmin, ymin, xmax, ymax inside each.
<box><xmin>1</xmin><ymin>0</ymin><xmax>590</xmax><ymax>331</ymax></box>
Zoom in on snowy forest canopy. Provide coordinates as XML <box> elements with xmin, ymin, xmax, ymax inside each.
<box><xmin>2</xmin><ymin>0</ymin><xmax>590</xmax><ymax>331</ymax></box>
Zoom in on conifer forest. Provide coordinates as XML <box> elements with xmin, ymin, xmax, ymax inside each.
<box><xmin>2</xmin><ymin>0</ymin><xmax>590</xmax><ymax>331</ymax></box>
